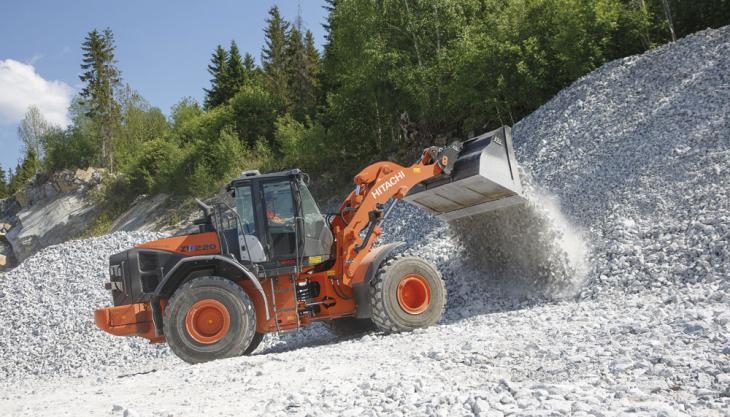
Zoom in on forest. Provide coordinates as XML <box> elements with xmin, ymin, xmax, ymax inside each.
<box><xmin>0</xmin><ymin>0</ymin><xmax>728</xmax><ymax>212</ymax></box>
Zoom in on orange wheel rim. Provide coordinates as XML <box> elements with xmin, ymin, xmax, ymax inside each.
<box><xmin>185</xmin><ymin>299</ymin><xmax>231</xmax><ymax>344</ymax></box>
<box><xmin>396</xmin><ymin>274</ymin><xmax>431</xmax><ymax>315</ymax></box>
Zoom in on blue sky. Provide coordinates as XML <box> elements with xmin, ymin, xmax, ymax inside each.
<box><xmin>0</xmin><ymin>0</ymin><xmax>328</xmax><ymax>173</ymax></box>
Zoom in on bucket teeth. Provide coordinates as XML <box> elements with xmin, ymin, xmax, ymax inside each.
<box><xmin>404</xmin><ymin>126</ymin><xmax>525</xmax><ymax>221</ymax></box>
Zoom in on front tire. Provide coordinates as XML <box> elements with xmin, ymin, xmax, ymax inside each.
<box><xmin>244</xmin><ymin>332</ymin><xmax>264</xmax><ymax>355</ymax></box>
<box><xmin>369</xmin><ymin>256</ymin><xmax>446</xmax><ymax>332</ymax></box>
<box><xmin>163</xmin><ymin>276</ymin><xmax>256</xmax><ymax>364</ymax></box>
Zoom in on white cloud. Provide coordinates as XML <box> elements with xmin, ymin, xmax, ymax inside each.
<box><xmin>0</xmin><ymin>59</ymin><xmax>73</xmax><ymax>127</ymax></box>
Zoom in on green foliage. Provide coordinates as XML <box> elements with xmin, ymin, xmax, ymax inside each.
<box><xmin>115</xmin><ymin>86</ymin><xmax>170</xmax><ymax>172</ymax></box>
<box><xmin>126</xmin><ymin>138</ymin><xmax>184</xmax><ymax>194</ymax></box>
<box><xmin>18</xmin><ymin>106</ymin><xmax>50</xmax><ymax>161</ymax></box>
<box><xmin>185</xmin><ymin>128</ymin><xmax>244</xmax><ymax>196</ymax></box>
<box><xmin>273</xmin><ymin>115</ymin><xmax>330</xmax><ymax>173</ymax></box>
<box><xmin>9</xmin><ymin>149</ymin><xmax>40</xmax><ymax>193</ymax></box>
<box><xmin>643</xmin><ymin>0</ymin><xmax>730</xmax><ymax>43</ymax></box>
<box><xmin>243</xmin><ymin>53</ymin><xmax>256</xmax><ymax>74</ymax></box>
<box><xmin>304</xmin><ymin>31</ymin><xmax>322</xmax><ymax>101</ymax></box>
<box><xmin>171</xmin><ymin>97</ymin><xmax>204</xmax><ymax>133</ymax></box>
<box><xmin>0</xmin><ymin>165</ymin><xmax>8</xmax><ymax>199</ymax></box>
<box><xmin>285</xmin><ymin>28</ymin><xmax>321</xmax><ymax>122</ymax></box>
<box><xmin>230</xmin><ymin>83</ymin><xmax>280</xmax><ymax>148</ymax></box>
<box><xmin>317</xmin><ymin>0</ymin><xmax>653</xmax><ymax>179</ymax></box>
<box><xmin>44</xmin><ymin>98</ymin><xmax>104</xmax><ymax>172</ymax></box>
<box><xmin>668</xmin><ymin>0</ymin><xmax>730</xmax><ymax>36</ymax></box>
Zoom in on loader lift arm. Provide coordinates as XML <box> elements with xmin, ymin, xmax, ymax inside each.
<box><xmin>331</xmin><ymin>143</ymin><xmax>462</xmax><ymax>286</ymax></box>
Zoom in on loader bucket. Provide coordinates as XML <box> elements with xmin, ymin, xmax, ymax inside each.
<box><xmin>404</xmin><ymin>126</ymin><xmax>525</xmax><ymax>222</ymax></box>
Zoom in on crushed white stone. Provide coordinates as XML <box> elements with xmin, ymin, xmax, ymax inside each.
<box><xmin>0</xmin><ymin>232</ymin><xmax>171</xmax><ymax>381</ymax></box>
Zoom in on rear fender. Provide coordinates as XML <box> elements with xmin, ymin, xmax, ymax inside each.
<box><xmin>351</xmin><ymin>242</ymin><xmax>405</xmax><ymax>319</ymax></box>
<box><xmin>150</xmin><ymin>255</ymin><xmax>269</xmax><ymax>336</ymax></box>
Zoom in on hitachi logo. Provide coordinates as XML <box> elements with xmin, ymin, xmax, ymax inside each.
<box><xmin>371</xmin><ymin>170</ymin><xmax>406</xmax><ymax>199</ymax></box>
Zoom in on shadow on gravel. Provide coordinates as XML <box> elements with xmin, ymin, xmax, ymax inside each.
<box><xmin>117</xmin><ymin>369</ymin><xmax>158</xmax><ymax>378</ymax></box>
<box><xmin>254</xmin><ymin>265</ymin><xmax>556</xmax><ymax>357</ymax></box>
<box><xmin>255</xmin><ymin>325</ymin><xmax>341</xmax><ymax>355</ymax></box>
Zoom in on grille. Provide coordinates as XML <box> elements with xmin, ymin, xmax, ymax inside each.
<box><xmin>141</xmin><ymin>273</ymin><xmax>159</xmax><ymax>293</ymax></box>
<box><xmin>139</xmin><ymin>252</ymin><xmax>158</xmax><ymax>272</ymax></box>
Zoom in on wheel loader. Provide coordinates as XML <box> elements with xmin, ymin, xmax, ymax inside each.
<box><xmin>95</xmin><ymin>126</ymin><xmax>524</xmax><ymax>363</ymax></box>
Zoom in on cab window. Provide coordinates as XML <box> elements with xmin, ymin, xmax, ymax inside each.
<box><xmin>262</xmin><ymin>181</ymin><xmax>297</xmax><ymax>258</ymax></box>
<box><xmin>235</xmin><ymin>185</ymin><xmax>256</xmax><ymax>235</ymax></box>
<box><xmin>299</xmin><ymin>180</ymin><xmax>326</xmax><ymax>239</ymax></box>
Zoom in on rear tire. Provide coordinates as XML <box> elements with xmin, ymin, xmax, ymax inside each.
<box><xmin>164</xmin><ymin>276</ymin><xmax>256</xmax><ymax>364</ymax></box>
<box><xmin>369</xmin><ymin>255</ymin><xmax>446</xmax><ymax>332</ymax></box>
<box><xmin>321</xmin><ymin>317</ymin><xmax>376</xmax><ymax>337</ymax></box>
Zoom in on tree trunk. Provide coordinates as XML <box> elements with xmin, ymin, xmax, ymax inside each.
<box><xmin>660</xmin><ymin>0</ymin><xmax>677</xmax><ymax>42</ymax></box>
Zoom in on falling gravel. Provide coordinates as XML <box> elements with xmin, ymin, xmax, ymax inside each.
<box><xmin>449</xmin><ymin>177</ymin><xmax>590</xmax><ymax>300</ymax></box>
<box><xmin>1</xmin><ymin>26</ymin><xmax>730</xmax><ymax>417</ymax></box>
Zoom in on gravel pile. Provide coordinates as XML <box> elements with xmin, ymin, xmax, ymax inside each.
<box><xmin>511</xmin><ymin>26</ymin><xmax>730</xmax><ymax>296</ymax></box>
<box><xmin>0</xmin><ymin>232</ymin><xmax>171</xmax><ymax>381</ymax></box>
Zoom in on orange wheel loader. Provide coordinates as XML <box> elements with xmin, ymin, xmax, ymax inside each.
<box><xmin>95</xmin><ymin>126</ymin><xmax>524</xmax><ymax>363</ymax></box>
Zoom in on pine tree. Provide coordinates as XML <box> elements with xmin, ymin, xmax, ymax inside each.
<box><xmin>226</xmin><ymin>40</ymin><xmax>247</xmax><ymax>94</ymax></box>
<box><xmin>79</xmin><ymin>28</ymin><xmax>121</xmax><ymax>171</ymax></box>
<box><xmin>243</xmin><ymin>53</ymin><xmax>256</xmax><ymax>76</ymax></box>
<box><xmin>262</xmin><ymin>6</ymin><xmax>290</xmax><ymax>106</ymax></box>
<box><xmin>305</xmin><ymin>30</ymin><xmax>322</xmax><ymax>104</ymax></box>
<box><xmin>285</xmin><ymin>28</ymin><xmax>322</xmax><ymax>121</ymax></box>
<box><xmin>10</xmin><ymin>163</ymin><xmax>20</xmax><ymax>194</ymax></box>
<box><xmin>204</xmin><ymin>45</ymin><xmax>229</xmax><ymax>109</ymax></box>
<box><xmin>9</xmin><ymin>149</ymin><xmax>39</xmax><ymax>193</ymax></box>
<box><xmin>285</xmin><ymin>27</ymin><xmax>309</xmax><ymax>121</ymax></box>
<box><xmin>322</xmin><ymin>0</ymin><xmax>337</xmax><ymax>47</ymax></box>
<box><xmin>0</xmin><ymin>164</ymin><xmax>8</xmax><ymax>199</ymax></box>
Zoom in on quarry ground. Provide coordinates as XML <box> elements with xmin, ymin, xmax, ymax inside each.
<box><xmin>3</xmin><ymin>279</ymin><xmax>728</xmax><ymax>417</ymax></box>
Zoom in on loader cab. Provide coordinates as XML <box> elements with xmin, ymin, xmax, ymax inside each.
<box><xmin>226</xmin><ymin>169</ymin><xmax>333</xmax><ymax>274</ymax></box>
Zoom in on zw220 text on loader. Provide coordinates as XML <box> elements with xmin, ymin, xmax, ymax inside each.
<box><xmin>95</xmin><ymin>126</ymin><xmax>524</xmax><ymax>363</ymax></box>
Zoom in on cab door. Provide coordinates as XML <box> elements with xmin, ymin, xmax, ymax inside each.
<box><xmin>234</xmin><ymin>184</ymin><xmax>267</xmax><ymax>263</ymax></box>
<box><xmin>260</xmin><ymin>179</ymin><xmax>299</xmax><ymax>261</ymax></box>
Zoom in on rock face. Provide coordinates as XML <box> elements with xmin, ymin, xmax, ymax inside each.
<box><xmin>0</xmin><ymin>168</ymin><xmax>105</xmax><ymax>266</ymax></box>
<box><xmin>109</xmin><ymin>194</ymin><xmax>170</xmax><ymax>232</ymax></box>
<box><xmin>0</xmin><ymin>224</ymin><xmax>13</xmax><ymax>268</ymax></box>
<box><xmin>6</xmin><ymin>194</ymin><xmax>99</xmax><ymax>261</ymax></box>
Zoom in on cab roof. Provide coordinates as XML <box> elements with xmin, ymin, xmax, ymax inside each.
<box><xmin>228</xmin><ymin>169</ymin><xmax>302</xmax><ymax>188</ymax></box>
